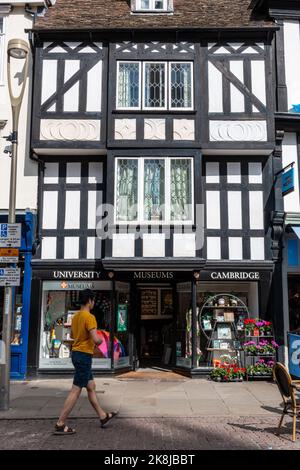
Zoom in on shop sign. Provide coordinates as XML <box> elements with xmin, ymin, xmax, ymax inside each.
<box><xmin>117</xmin><ymin>304</ymin><xmax>128</xmax><ymax>332</ymax></box>
<box><xmin>0</xmin><ymin>248</ymin><xmax>19</xmax><ymax>264</ymax></box>
<box><xmin>0</xmin><ymin>223</ymin><xmax>21</xmax><ymax>248</ymax></box>
<box><xmin>202</xmin><ymin>271</ymin><xmax>261</xmax><ymax>281</ymax></box>
<box><xmin>288</xmin><ymin>333</ymin><xmax>300</xmax><ymax>379</ymax></box>
<box><xmin>53</xmin><ymin>270</ymin><xmax>102</xmax><ymax>280</ymax></box>
<box><xmin>282</xmin><ymin>167</ymin><xmax>294</xmax><ymax>196</ymax></box>
<box><xmin>0</xmin><ymin>267</ymin><xmax>21</xmax><ymax>286</ymax></box>
<box><xmin>133</xmin><ymin>271</ymin><xmax>174</xmax><ymax>280</ymax></box>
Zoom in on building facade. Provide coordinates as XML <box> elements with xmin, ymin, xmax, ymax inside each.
<box><xmin>0</xmin><ymin>0</ymin><xmax>54</xmax><ymax>378</ymax></box>
<box><xmin>252</xmin><ymin>0</ymin><xmax>300</xmax><ymax>361</ymax></box>
<box><xmin>27</xmin><ymin>0</ymin><xmax>286</xmax><ymax>377</ymax></box>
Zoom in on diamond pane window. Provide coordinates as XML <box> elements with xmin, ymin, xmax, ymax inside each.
<box><xmin>117</xmin><ymin>63</ymin><xmax>140</xmax><ymax>108</ymax></box>
<box><xmin>144</xmin><ymin>160</ymin><xmax>165</xmax><ymax>221</ymax></box>
<box><xmin>171</xmin><ymin>63</ymin><xmax>192</xmax><ymax>109</ymax></box>
<box><xmin>144</xmin><ymin>63</ymin><xmax>166</xmax><ymax>108</ymax></box>
<box><xmin>116</xmin><ymin>159</ymin><xmax>138</xmax><ymax>221</ymax></box>
<box><xmin>171</xmin><ymin>159</ymin><xmax>192</xmax><ymax>221</ymax></box>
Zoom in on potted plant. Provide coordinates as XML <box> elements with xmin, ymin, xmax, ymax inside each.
<box><xmin>244</xmin><ymin>319</ymin><xmax>256</xmax><ymax>336</ymax></box>
<box><xmin>244</xmin><ymin>341</ymin><xmax>258</xmax><ymax>355</ymax></box>
<box><xmin>262</xmin><ymin>321</ymin><xmax>272</xmax><ymax>336</ymax></box>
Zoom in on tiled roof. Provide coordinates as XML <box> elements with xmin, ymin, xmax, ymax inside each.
<box><xmin>34</xmin><ymin>0</ymin><xmax>274</xmax><ymax>30</ymax></box>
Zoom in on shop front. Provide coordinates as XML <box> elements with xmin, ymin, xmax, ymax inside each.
<box><xmin>28</xmin><ymin>264</ymin><xmax>132</xmax><ymax>375</ymax></box>
<box><xmin>28</xmin><ymin>261</ymin><xmax>274</xmax><ymax>377</ymax></box>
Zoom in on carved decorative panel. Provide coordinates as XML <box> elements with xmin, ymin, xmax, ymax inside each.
<box><xmin>173</xmin><ymin>119</ymin><xmax>195</xmax><ymax>141</ymax></box>
<box><xmin>209</xmin><ymin>121</ymin><xmax>267</xmax><ymax>142</ymax></box>
<box><xmin>115</xmin><ymin>119</ymin><xmax>137</xmax><ymax>140</ymax></box>
<box><xmin>40</xmin><ymin>119</ymin><xmax>101</xmax><ymax>141</ymax></box>
<box><xmin>144</xmin><ymin>119</ymin><xmax>166</xmax><ymax>140</ymax></box>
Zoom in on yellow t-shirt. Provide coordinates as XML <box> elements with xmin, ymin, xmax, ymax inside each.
<box><xmin>71</xmin><ymin>310</ymin><xmax>97</xmax><ymax>355</ymax></box>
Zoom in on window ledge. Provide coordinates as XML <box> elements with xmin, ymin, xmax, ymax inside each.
<box><xmin>112</xmin><ymin>109</ymin><xmax>196</xmax><ymax>115</ymax></box>
<box><xmin>131</xmin><ymin>11</ymin><xmax>174</xmax><ymax>15</ymax></box>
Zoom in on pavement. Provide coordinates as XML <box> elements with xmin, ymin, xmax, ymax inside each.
<box><xmin>0</xmin><ymin>369</ymin><xmax>300</xmax><ymax>450</ymax></box>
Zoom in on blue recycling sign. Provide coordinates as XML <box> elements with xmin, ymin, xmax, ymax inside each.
<box><xmin>288</xmin><ymin>333</ymin><xmax>300</xmax><ymax>378</ymax></box>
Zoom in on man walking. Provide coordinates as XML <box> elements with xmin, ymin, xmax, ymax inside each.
<box><xmin>54</xmin><ymin>289</ymin><xmax>117</xmax><ymax>435</ymax></box>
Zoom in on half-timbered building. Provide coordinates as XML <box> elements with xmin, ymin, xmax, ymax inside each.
<box><xmin>27</xmin><ymin>0</ymin><xmax>286</xmax><ymax>376</ymax></box>
<box><xmin>251</xmin><ymin>0</ymin><xmax>300</xmax><ymax>362</ymax></box>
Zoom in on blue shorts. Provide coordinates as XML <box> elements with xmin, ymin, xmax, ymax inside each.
<box><xmin>71</xmin><ymin>351</ymin><xmax>93</xmax><ymax>388</ymax></box>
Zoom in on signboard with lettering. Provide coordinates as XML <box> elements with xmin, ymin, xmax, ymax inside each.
<box><xmin>0</xmin><ymin>248</ymin><xmax>19</xmax><ymax>264</ymax></box>
<box><xmin>282</xmin><ymin>167</ymin><xmax>294</xmax><ymax>196</ymax></box>
<box><xmin>133</xmin><ymin>271</ymin><xmax>174</xmax><ymax>280</ymax></box>
<box><xmin>288</xmin><ymin>333</ymin><xmax>300</xmax><ymax>378</ymax></box>
<box><xmin>117</xmin><ymin>304</ymin><xmax>128</xmax><ymax>332</ymax></box>
<box><xmin>0</xmin><ymin>223</ymin><xmax>21</xmax><ymax>248</ymax></box>
<box><xmin>0</xmin><ymin>267</ymin><xmax>21</xmax><ymax>286</ymax></box>
<box><xmin>200</xmin><ymin>271</ymin><xmax>262</xmax><ymax>281</ymax></box>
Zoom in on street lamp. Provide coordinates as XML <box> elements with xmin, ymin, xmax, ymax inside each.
<box><xmin>0</xmin><ymin>39</ymin><xmax>29</xmax><ymax>411</ymax></box>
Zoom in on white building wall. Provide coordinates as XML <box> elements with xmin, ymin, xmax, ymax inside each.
<box><xmin>0</xmin><ymin>3</ymin><xmax>43</xmax><ymax>211</ymax></box>
<box><xmin>282</xmin><ymin>132</ymin><xmax>300</xmax><ymax>213</ymax></box>
<box><xmin>283</xmin><ymin>20</ymin><xmax>300</xmax><ymax>112</ymax></box>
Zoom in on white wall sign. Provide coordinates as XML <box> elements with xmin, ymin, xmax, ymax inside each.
<box><xmin>0</xmin><ymin>223</ymin><xmax>21</xmax><ymax>248</ymax></box>
<box><xmin>0</xmin><ymin>340</ymin><xmax>6</xmax><ymax>365</ymax></box>
<box><xmin>0</xmin><ymin>268</ymin><xmax>21</xmax><ymax>287</ymax></box>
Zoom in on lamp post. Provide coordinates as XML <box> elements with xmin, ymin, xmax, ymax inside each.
<box><xmin>0</xmin><ymin>39</ymin><xmax>29</xmax><ymax>411</ymax></box>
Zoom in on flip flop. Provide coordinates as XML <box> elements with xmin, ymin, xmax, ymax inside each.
<box><xmin>53</xmin><ymin>424</ymin><xmax>76</xmax><ymax>435</ymax></box>
<box><xmin>100</xmin><ymin>411</ymin><xmax>118</xmax><ymax>428</ymax></box>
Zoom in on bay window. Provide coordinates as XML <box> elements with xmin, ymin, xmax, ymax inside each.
<box><xmin>117</xmin><ymin>61</ymin><xmax>193</xmax><ymax>110</ymax></box>
<box><xmin>115</xmin><ymin>157</ymin><xmax>193</xmax><ymax>223</ymax></box>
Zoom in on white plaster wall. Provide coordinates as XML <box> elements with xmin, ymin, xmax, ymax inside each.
<box><xmin>282</xmin><ymin>132</ymin><xmax>300</xmax><ymax>213</ymax></box>
<box><xmin>0</xmin><ymin>6</ymin><xmax>39</xmax><ymax>210</ymax></box>
<box><xmin>283</xmin><ymin>20</ymin><xmax>300</xmax><ymax>111</ymax></box>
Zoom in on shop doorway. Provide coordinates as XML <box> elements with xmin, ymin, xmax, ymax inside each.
<box><xmin>137</xmin><ymin>285</ymin><xmax>174</xmax><ymax>369</ymax></box>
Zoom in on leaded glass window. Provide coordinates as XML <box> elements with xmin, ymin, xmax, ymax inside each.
<box><xmin>144</xmin><ymin>160</ymin><xmax>165</xmax><ymax>221</ymax></box>
<box><xmin>171</xmin><ymin>63</ymin><xmax>192</xmax><ymax>109</ymax></box>
<box><xmin>144</xmin><ymin>63</ymin><xmax>166</xmax><ymax>109</ymax></box>
<box><xmin>116</xmin><ymin>157</ymin><xmax>193</xmax><ymax>223</ymax></box>
<box><xmin>171</xmin><ymin>159</ymin><xmax>192</xmax><ymax>221</ymax></box>
<box><xmin>117</xmin><ymin>62</ymin><xmax>140</xmax><ymax>109</ymax></box>
<box><xmin>116</xmin><ymin>159</ymin><xmax>138</xmax><ymax>221</ymax></box>
<box><xmin>116</xmin><ymin>61</ymin><xmax>193</xmax><ymax>110</ymax></box>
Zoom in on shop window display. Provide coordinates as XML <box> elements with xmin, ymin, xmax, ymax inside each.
<box><xmin>39</xmin><ymin>281</ymin><xmax>114</xmax><ymax>369</ymax></box>
<box><xmin>115</xmin><ymin>282</ymin><xmax>130</xmax><ymax>368</ymax></box>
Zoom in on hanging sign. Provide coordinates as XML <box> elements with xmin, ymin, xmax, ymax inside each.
<box><xmin>117</xmin><ymin>304</ymin><xmax>128</xmax><ymax>332</ymax></box>
<box><xmin>0</xmin><ymin>223</ymin><xmax>21</xmax><ymax>248</ymax></box>
<box><xmin>0</xmin><ymin>267</ymin><xmax>21</xmax><ymax>286</ymax></box>
<box><xmin>0</xmin><ymin>248</ymin><xmax>19</xmax><ymax>264</ymax></box>
<box><xmin>282</xmin><ymin>167</ymin><xmax>295</xmax><ymax>196</ymax></box>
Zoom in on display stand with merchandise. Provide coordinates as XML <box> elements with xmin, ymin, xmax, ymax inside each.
<box><xmin>242</xmin><ymin>320</ymin><xmax>277</xmax><ymax>380</ymax></box>
<box><xmin>199</xmin><ymin>294</ymin><xmax>250</xmax><ymax>368</ymax></box>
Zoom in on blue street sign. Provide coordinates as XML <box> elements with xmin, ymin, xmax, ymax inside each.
<box><xmin>288</xmin><ymin>333</ymin><xmax>300</xmax><ymax>378</ymax></box>
<box><xmin>282</xmin><ymin>167</ymin><xmax>295</xmax><ymax>196</ymax></box>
